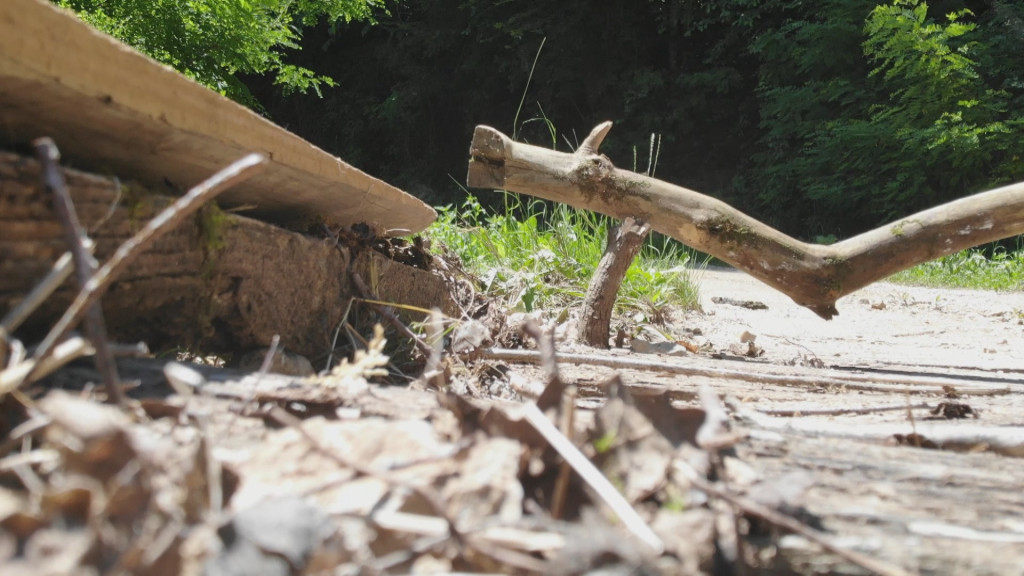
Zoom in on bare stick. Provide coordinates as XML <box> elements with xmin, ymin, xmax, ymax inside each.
<box><xmin>35</xmin><ymin>138</ymin><xmax>123</xmax><ymax>404</ymax></box>
<box><xmin>521</xmin><ymin>319</ymin><xmax>560</xmax><ymax>391</ymax></box>
<box><xmin>469</xmin><ymin>123</ymin><xmax>1024</xmax><ymax>319</ymax></box>
<box><xmin>351</xmin><ymin>272</ymin><xmax>432</xmax><ymax>356</ymax></box>
<box><xmin>421</xmin><ymin>308</ymin><xmax>446</xmax><ymax>389</ymax></box>
<box><xmin>756</xmin><ymin>402</ymin><xmax>934</xmax><ymax>417</ymax></box>
<box><xmin>1</xmin><ymin>249</ymin><xmax>80</xmax><ymax>334</ymax></box>
<box><xmin>673</xmin><ymin>460</ymin><xmax>913</xmax><ymax>576</ymax></box>
<box><xmin>265</xmin><ymin>405</ymin><xmax>468</xmax><ymax>551</ymax></box>
<box><xmin>480</xmin><ymin>348</ymin><xmax>1010</xmax><ymax>396</ymax></box>
<box><xmin>18</xmin><ymin>153</ymin><xmax>267</xmax><ymax>391</ymax></box>
<box><xmin>0</xmin><ymin>338</ymin><xmax>92</xmax><ymax>395</ymax></box>
<box><xmin>522</xmin><ymin>402</ymin><xmax>665</xmax><ymax>554</ymax></box>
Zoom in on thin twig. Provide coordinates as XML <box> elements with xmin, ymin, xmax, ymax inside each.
<box><xmin>325</xmin><ymin>298</ymin><xmax>354</xmax><ymax>372</ymax></box>
<box><xmin>673</xmin><ymin>460</ymin><xmax>913</xmax><ymax>576</ymax></box>
<box><xmin>91</xmin><ymin>176</ymin><xmax>123</xmax><ymax>234</ymax></box>
<box><xmin>550</xmin><ymin>383</ymin><xmax>576</xmax><ymax>520</ymax></box>
<box><xmin>421</xmin><ymin>308</ymin><xmax>446</xmax><ymax>389</ymax></box>
<box><xmin>258</xmin><ymin>334</ymin><xmax>281</xmax><ymax>376</ymax></box>
<box><xmin>18</xmin><ymin>153</ymin><xmax>267</xmax><ymax>392</ymax></box>
<box><xmin>480</xmin><ymin>348</ymin><xmax>1010</xmax><ymax>396</ymax></box>
<box><xmin>224</xmin><ymin>334</ymin><xmax>280</xmax><ymax>435</ymax></box>
<box><xmin>265</xmin><ymin>405</ymin><xmax>467</xmax><ymax>548</ymax></box>
<box><xmin>35</xmin><ymin>138</ymin><xmax>123</xmax><ymax>404</ymax></box>
<box><xmin>522</xmin><ymin>402</ymin><xmax>664</xmax><ymax>554</ymax></box>
<box><xmin>521</xmin><ymin>320</ymin><xmax>560</xmax><ymax>391</ymax></box>
<box><xmin>1</xmin><ymin>337</ymin><xmax>93</xmax><ymax>395</ymax></box>
<box><xmin>351</xmin><ymin>271</ymin><xmax>431</xmax><ymax>356</ymax></box>
<box><xmin>732</xmin><ymin>401</ymin><xmax>1024</xmax><ymax>457</ymax></box>
<box><xmin>756</xmin><ymin>402</ymin><xmax>933</xmax><ymax>417</ymax></box>
<box><xmin>1</xmin><ymin>249</ymin><xmax>81</xmax><ymax>334</ymax></box>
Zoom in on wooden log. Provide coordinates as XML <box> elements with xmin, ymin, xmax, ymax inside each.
<box><xmin>468</xmin><ymin>122</ymin><xmax>1024</xmax><ymax>319</ymax></box>
<box><xmin>0</xmin><ymin>0</ymin><xmax>435</xmax><ymax>234</ymax></box>
<box><xmin>1</xmin><ymin>152</ymin><xmax>454</xmax><ymax>362</ymax></box>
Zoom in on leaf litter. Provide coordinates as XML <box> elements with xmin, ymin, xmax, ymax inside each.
<box><xmin>4</xmin><ymin>152</ymin><xmax>1024</xmax><ymax>575</ymax></box>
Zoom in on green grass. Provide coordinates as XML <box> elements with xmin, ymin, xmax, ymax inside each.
<box><xmin>427</xmin><ymin>193</ymin><xmax>702</xmax><ymax>320</ymax></box>
<box><xmin>887</xmin><ymin>246</ymin><xmax>1024</xmax><ymax>290</ymax></box>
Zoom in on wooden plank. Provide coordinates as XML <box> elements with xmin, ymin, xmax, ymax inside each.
<box><xmin>0</xmin><ymin>0</ymin><xmax>436</xmax><ymax>234</ymax></box>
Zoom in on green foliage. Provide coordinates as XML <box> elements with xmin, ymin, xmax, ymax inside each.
<box><xmin>888</xmin><ymin>242</ymin><xmax>1024</xmax><ymax>290</ymax></box>
<box><xmin>147</xmin><ymin>0</ymin><xmax>1023</xmax><ymax>249</ymax></box>
<box><xmin>427</xmin><ymin>194</ymin><xmax>700</xmax><ymax>318</ymax></box>
<box><xmin>55</xmin><ymin>0</ymin><xmax>378</xmax><ymax>105</ymax></box>
<box><xmin>249</xmin><ymin>0</ymin><xmax>761</xmax><ymax>202</ymax></box>
<box><xmin>750</xmin><ymin>0</ymin><xmax>1024</xmax><ymax>235</ymax></box>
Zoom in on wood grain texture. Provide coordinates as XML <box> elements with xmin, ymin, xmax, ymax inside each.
<box><xmin>0</xmin><ymin>0</ymin><xmax>435</xmax><ymax>233</ymax></box>
<box><xmin>1</xmin><ymin>152</ymin><xmax>453</xmax><ymax>360</ymax></box>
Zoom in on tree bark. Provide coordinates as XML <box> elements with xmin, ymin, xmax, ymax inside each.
<box><xmin>578</xmin><ymin>217</ymin><xmax>649</xmax><ymax>348</ymax></box>
<box><xmin>468</xmin><ymin>122</ymin><xmax>1024</xmax><ymax>319</ymax></box>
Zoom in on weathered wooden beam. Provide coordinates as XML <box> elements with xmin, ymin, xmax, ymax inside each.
<box><xmin>468</xmin><ymin>122</ymin><xmax>1024</xmax><ymax>319</ymax></box>
<box><xmin>0</xmin><ymin>0</ymin><xmax>435</xmax><ymax>234</ymax></box>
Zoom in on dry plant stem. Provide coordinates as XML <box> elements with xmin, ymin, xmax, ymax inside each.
<box><xmin>468</xmin><ymin>123</ymin><xmax>1024</xmax><ymax>319</ymax></box>
<box><xmin>20</xmin><ymin>153</ymin><xmax>267</xmax><ymax>390</ymax></box>
<box><xmin>1</xmin><ymin>250</ymin><xmax>79</xmax><ymax>334</ymax></box>
<box><xmin>521</xmin><ymin>319</ymin><xmax>560</xmax><ymax>390</ymax></box>
<box><xmin>225</xmin><ymin>333</ymin><xmax>280</xmax><ymax>434</ymax></box>
<box><xmin>35</xmin><ymin>138</ymin><xmax>123</xmax><ymax>404</ymax></box>
<box><xmin>0</xmin><ymin>416</ymin><xmax>50</xmax><ymax>459</ymax></box>
<box><xmin>756</xmin><ymin>402</ymin><xmax>934</xmax><ymax>417</ymax></box>
<box><xmin>351</xmin><ymin>272</ymin><xmax>432</xmax><ymax>357</ymax></box>
<box><xmin>422</xmin><ymin>309</ymin><xmax>446</xmax><ymax>389</ymax></box>
<box><xmin>522</xmin><ymin>319</ymin><xmax>576</xmax><ymax>520</ymax></box>
<box><xmin>259</xmin><ymin>334</ymin><xmax>281</xmax><ymax>376</ymax></box>
<box><xmin>480</xmin><ymin>348</ymin><xmax>1009</xmax><ymax>396</ymax></box>
<box><xmin>734</xmin><ymin>404</ymin><xmax>1024</xmax><ymax>457</ymax></box>
<box><xmin>0</xmin><ymin>337</ymin><xmax>93</xmax><ymax>395</ymax></box>
<box><xmin>325</xmin><ymin>298</ymin><xmax>354</xmax><ymax>372</ymax></box>
<box><xmin>550</xmin><ymin>384</ymin><xmax>576</xmax><ymax>521</ymax></box>
<box><xmin>522</xmin><ymin>402</ymin><xmax>665</xmax><ymax>554</ymax></box>
<box><xmin>673</xmin><ymin>461</ymin><xmax>913</xmax><ymax>576</ymax></box>
<box><xmin>265</xmin><ymin>405</ymin><xmax>466</xmax><ymax>540</ymax></box>
<box><xmin>579</xmin><ymin>215</ymin><xmax>650</xmax><ymax>348</ymax></box>
<box><xmin>461</xmin><ymin>535</ymin><xmax>552</xmax><ymax>574</ymax></box>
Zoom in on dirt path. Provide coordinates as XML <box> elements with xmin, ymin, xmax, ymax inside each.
<box><xmin>691</xmin><ymin>267</ymin><xmax>1024</xmax><ymax>372</ymax></box>
<box><xmin>543</xmin><ymin>268</ymin><xmax>1024</xmax><ymax>574</ymax></box>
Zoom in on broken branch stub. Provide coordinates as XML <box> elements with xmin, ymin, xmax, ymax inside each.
<box><xmin>468</xmin><ymin>123</ymin><xmax>1024</xmax><ymax>319</ymax></box>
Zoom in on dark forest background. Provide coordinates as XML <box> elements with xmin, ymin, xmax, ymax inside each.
<box><xmin>60</xmin><ymin>0</ymin><xmax>1024</xmax><ymax>240</ymax></box>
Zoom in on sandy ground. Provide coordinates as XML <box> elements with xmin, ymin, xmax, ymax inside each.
<box><xmin>541</xmin><ymin>268</ymin><xmax>1024</xmax><ymax>574</ymax></box>
<box><xmin>688</xmin><ymin>267</ymin><xmax>1024</xmax><ymax>372</ymax></box>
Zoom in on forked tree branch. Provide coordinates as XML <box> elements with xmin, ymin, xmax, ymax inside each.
<box><xmin>468</xmin><ymin>122</ymin><xmax>1024</xmax><ymax>319</ymax></box>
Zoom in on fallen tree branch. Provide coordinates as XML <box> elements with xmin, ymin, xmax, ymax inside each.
<box><xmin>480</xmin><ymin>348</ymin><xmax>1010</xmax><ymax>396</ymax></box>
<box><xmin>468</xmin><ymin>122</ymin><xmax>1024</xmax><ymax>319</ymax></box>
